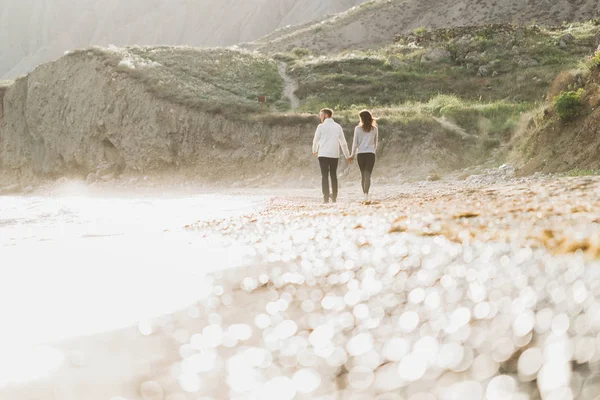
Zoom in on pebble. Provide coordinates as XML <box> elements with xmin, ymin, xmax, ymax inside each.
<box><xmin>156</xmin><ymin>177</ymin><xmax>600</xmax><ymax>398</ymax></box>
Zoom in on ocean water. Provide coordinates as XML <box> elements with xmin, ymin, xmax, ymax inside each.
<box><xmin>0</xmin><ymin>191</ymin><xmax>264</xmax><ymax>385</ymax></box>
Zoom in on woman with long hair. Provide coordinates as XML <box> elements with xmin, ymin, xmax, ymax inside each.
<box><xmin>349</xmin><ymin>110</ymin><xmax>378</xmax><ymax>201</ymax></box>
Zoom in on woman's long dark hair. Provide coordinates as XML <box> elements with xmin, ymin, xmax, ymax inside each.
<box><xmin>359</xmin><ymin>110</ymin><xmax>377</xmax><ymax>132</ymax></box>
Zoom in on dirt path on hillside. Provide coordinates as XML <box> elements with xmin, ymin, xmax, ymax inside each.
<box><xmin>3</xmin><ymin>177</ymin><xmax>600</xmax><ymax>399</ymax></box>
<box><xmin>278</xmin><ymin>62</ymin><xmax>301</xmax><ymax>111</ymax></box>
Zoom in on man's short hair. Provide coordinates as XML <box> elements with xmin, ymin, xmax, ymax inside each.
<box><xmin>320</xmin><ymin>108</ymin><xmax>333</xmax><ymax>118</ymax></box>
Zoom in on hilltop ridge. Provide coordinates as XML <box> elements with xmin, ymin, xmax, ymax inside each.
<box><xmin>0</xmin><ymin>0</ymin><xmax>367</xmax><ymax>79</ymax></box>
<box><xmin>247</xmin><ymin>0</ymin><xmax>600</xmax><ymax>54</ymax></box>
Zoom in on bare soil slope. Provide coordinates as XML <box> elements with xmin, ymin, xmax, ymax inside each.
<box><xmin>512</xmin><ymin>63</ymin><xmax>600</xmax><ymax>174</ymax></box>
<box><xmin>248</xmin><ymin>0</ymin><xmax>600</xmax><ymax>54</ymax></box>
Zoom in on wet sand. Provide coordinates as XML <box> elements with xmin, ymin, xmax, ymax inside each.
<box><xmin>2</xmin><ymin>176</ymin><xmax>600</xmax><ymax>400</ymax></box>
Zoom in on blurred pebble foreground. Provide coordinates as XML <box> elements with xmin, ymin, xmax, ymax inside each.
<box><xmin>139</xmin><ymin>177</ymin><xmax>600</xmax><ymax>400</ymax></box>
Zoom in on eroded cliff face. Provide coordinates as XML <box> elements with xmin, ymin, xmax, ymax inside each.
<box><xmin>0</xmin><ymin>53</ymin><xmax>321</xmax><ymax>182</ymax></box>
<box><xmin>0</xmin><ymin>53</ymin><xmax>475</xmax><ymax>186</ymax></box>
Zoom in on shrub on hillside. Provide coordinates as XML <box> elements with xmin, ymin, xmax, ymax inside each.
<box><xmin>590</xmin><ymin>50</ymin><xmax>600</xmax><ymax>69</ymax></box>
<box><xmin>413</xmin><ymin>27</ymin><xmax>427</xmax><ymax>36</ymax></box>
<box><xmin>483</xmin><ymin>138</ymin><xmax>501</xmax><ymax>151</ymax></box>
<box><xmin>547</xmin><ymin>70</ymin><xmax>577</xmax><ymax>101</ymax></box>
<box><xmin>564</xmin><ymin>167</ymin><xmax>600</xmax><ymax>176</ymax></box>
<box><xmin>426</xmin><ymin>95</ymin><xmax>464</xmax><ymax>115</ymax></box>
<box><xmin>552</xmin><ymin>89</ymin><xmax>584</xmax><ymax>121</ymax></box>
<box><xmin>292</xmin><ymin>47</ymin><xmax>312</xmax><ymax>58</ymax></box>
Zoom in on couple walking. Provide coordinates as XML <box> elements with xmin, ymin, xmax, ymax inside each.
<box><xmin>312</xmin><ymin>108</ymin><xmax>378</xmax><ymax>203</ymax></box>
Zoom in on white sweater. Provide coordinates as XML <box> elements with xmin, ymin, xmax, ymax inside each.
<box><xmin>312</xmin><ymin>118</ymin><xmax>351</xmax><ymax>159</ymax></box>
<box><xmin>351</xmin><ymin>125</ymin><xmax>378</xmax><ymax>156</ymax></box>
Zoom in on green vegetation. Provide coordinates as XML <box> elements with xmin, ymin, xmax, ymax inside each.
<box><xmin>324</xmin><ymin>95</ymin><xmax>529</xmax><ymax>139</ymax></box>
<box><xmin>589</xmin><ymin>50</ymin><xmax>600</xmax><ymax>68</ymax></box>
<box><xmin>69</xmin><ymin>46</ymin><xmax>284</xmax><ymax>115</ymax></box>
<box><xmin>288</xmin><ymin>22</ymin><xmax>598</xmax><ymax>111</ymax></box>
<box><xmin>60</xmin><ymin>20</ymin><xmax>600</xmax><ymax>145</ymax></box>
<box><xmin>483</xmin><ymin>137</ymin><xmax>502</xmax><ymax>151</ymax></box>
<box><xmin>552</xmin><ymin>88</ymin><xmax>584</xmax><ymax>121</ymax></box>
<box><xmin>291</xmin><ymin>47</ymin><xmax>312</xmax><ymax>58</ymax></box>
<box><xmin>413</xmin><ymin>27</ymin><xmax>427</xmax><ymax>36</ymax></box>
<box><xmin>561</xmin><ymin>168</ymin><xmax>600</xmax><ymax>176</ymax></box>
<box><xmin>266</xmin><ymin>20</ymin><xmax>600</xmax><ymax>171</ymax></box>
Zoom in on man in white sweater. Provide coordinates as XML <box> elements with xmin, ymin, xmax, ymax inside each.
<box><xmin>312</xmin><ymin>108</ymin><xmax>351</xmax><ymax>203</ymax></box>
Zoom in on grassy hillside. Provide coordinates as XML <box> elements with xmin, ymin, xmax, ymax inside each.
<box><xmin>285</xmin><ymin>23</ymin><xmax>597</xmax><ymax>106</ymax></box>
<box><xmin>271</xmin><ymin>22</ymin><xmax>599</xmax><ymax>143</ymax></box>
<box><xmin>27</xmin><ymin>19</ymin><xmax>598</xmax><ymax>175</ymax></box>
<box><xmin>66</xmin><ymin>46</ymin><xmax>286</xmax><ymax>115</ymax></box>
<box><xmin>54</xmin><ymin>21</ymin><xmax>598</xmax><ymax>125</ymax></box>
<box><xmin>510</xmin><ymin>50</ymin><xmax>600</xmax><ymax>175</ymax></box>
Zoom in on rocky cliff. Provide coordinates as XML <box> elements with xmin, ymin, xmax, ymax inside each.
<box><xmin>0</xmin><ymin>49</ymin><xmax>476</xmax><ymax>187</ymax></box>
<box><xmin>0</xmin><ymin>52</ymin><xmax>301</xmax><ymax>180</ymax></box>
<box><xmin>0</xmin><ymin>0</ymin><xmax>367</xmax><ymax>79</ymax></box>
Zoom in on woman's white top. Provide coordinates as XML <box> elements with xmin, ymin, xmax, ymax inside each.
<box><xmin>351</xmin><ymin>125</ymin><xmax>378</xmax><ymax>156</ymax></box>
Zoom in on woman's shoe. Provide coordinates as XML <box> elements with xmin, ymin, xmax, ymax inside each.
<box><xmin>364</xmin><ymin>193</ymin><xmax>369</xmax><ymax>202</ymax></box>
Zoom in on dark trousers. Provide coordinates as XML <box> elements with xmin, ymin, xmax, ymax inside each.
<box><xmin>357</xmin><ymin>153</ymin><xmax>376</xmax><ymax>194</ymax></box>
<box><xmin>318</xmin><ymin>157</ymin><xmax>339</xmax><ymax>202</ymax></box>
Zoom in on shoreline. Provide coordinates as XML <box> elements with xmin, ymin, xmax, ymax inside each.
<box><xmin>0</xmin><ymin>159</ymin><xmax>531</xmax><ymax>198</ymax></box>
<box><xmin>1</xmin><ymin>177</ymin><xmax>599</xmax><ymax>399</ymax></box>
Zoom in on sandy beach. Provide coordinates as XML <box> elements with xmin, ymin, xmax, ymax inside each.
<box><xmin>2</xmin><ymin>174</ymin><xmax>600</xmax><ymax>400</ymax></box>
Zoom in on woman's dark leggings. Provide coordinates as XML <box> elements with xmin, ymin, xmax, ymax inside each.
<box><xmin>357</xmin><ymin>153</ymin><xmax>376</xmax><ymax>194</ymax></box>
